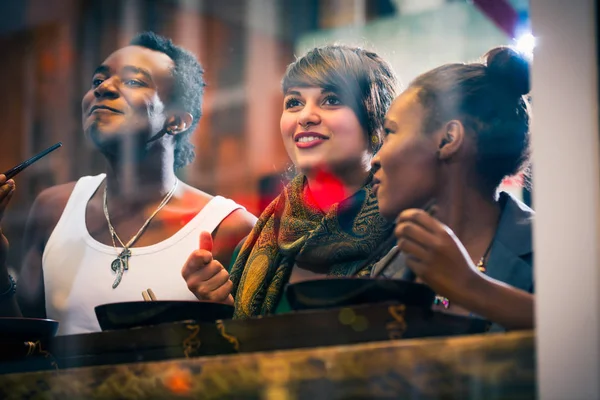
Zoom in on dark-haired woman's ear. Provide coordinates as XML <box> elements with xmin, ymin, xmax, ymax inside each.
<box><xmin>436</xmin><ymin>120</ymin><xmax>464</xmax><ymax>161</ymax></box>
<box><xmin>165</xmin><ymin>112</ymin><xmax>193</xmax><ymax>136</ymax></box>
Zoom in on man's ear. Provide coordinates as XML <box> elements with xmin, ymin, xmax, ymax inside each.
<box><xmin>437</xmin><ymin>120</ymin><xmax>465</xmax><ymax>161</ymax></box>
<box><xmin>164</xmin><ymin>112</ymin><xmax>193</xmax><ymax>136</ymax></box>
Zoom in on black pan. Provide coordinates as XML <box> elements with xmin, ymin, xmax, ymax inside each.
<box><xmin>285</xmin><ymin>277</ymin><xmax>436</xmax><ymax>311</ymax></box>
<box><xmin>0</xmin><ymin>317</ymin><xmax>59</xmax><ymax>341</ymax></box>
<box><xmin>95</xmin><ymin>301</ymin><xmax>234</xmax><ymax>331</ymax></box>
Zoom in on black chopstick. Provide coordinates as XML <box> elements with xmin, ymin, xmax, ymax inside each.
<box><xmin>2</xmin><ymin>142</ymin><xmax>63</xmax><ymax>180</ymax></box>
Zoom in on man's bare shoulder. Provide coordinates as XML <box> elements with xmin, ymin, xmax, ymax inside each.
<box><xmin>30</xmin><ymin>181</ymin><xmax>78</xmax><ymax>231</ymax></box>
<box><xmin>35</xmin><ymin>181</ymin><xmax>77</xmax><ymax>210</ymax></box>
<box><xmin>177</xmin><ymin>181</ymin><xmax>257</xmax><ymax>236</ymax></box>
<box><xmin>212</xmin><ymin>208</ymin><xmax>256</xmax><ymax>269</ymax></box>
<box><xmin>178</xmin><ymin>182</ymin><xmax>213</xmax><ymax>209</ymax></box>
<box><xmin>219</xmin><ymin>208</ymin><xmax>257</xmax><ymax>233</ymax></box>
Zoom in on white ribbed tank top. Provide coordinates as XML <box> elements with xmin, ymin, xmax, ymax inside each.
<box><xmin>43</xmin><ymin>174</ymin><xmax>244</xmax><ymax>335</ymax></box>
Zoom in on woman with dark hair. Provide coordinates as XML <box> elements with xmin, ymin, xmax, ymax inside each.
<box><xmin>183</xmin><ymin>45</ymin><xmax>399</xmax><ymax>318</ymax></box>
<box><xmin>371</xmin><ymin>46</ymin><xmax>534</xmax><ymax>330</ymax></box>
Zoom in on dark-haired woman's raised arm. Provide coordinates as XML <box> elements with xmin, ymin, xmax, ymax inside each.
<box><xmin>394</xmin><ymin>207</ymin><xmax>534</xmax><ymax>330</ymax></box>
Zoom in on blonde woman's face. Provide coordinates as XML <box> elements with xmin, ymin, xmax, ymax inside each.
<box><xmin>280</xmin><ymin>86</ymin><xmax>370</xmax><ymax>177</ymax></box>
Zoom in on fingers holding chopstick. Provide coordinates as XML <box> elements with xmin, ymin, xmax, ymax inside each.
<box><xmin>0</xmin><ymin>175</ymin><xmax>16</xmax><ymax>194</ymax></box>
<box><xmin>0</xmin><ymin>174</ymin><xmax>14</xmax><ymax>188</ymax></box>
<box><xmin>0</xmin><ymin>175</ymin><xmax>15</xmax><ymax>223</ymax></box>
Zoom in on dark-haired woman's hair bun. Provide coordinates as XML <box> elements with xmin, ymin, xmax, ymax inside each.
<box><xmin>485</xmin><ymin>46</ymin><xmax>530</xmax><ymax>97</ymax></box>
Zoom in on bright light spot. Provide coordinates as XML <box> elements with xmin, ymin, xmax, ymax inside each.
<box><xmin>164</xmin><ymin>367</ymin><xmax>192</xmax><ymax>395</ymax></box>
<box><xmin>515</xmin><ymin>33</ymin><xmax>536</xmax><ymax>56</ymax></box>
<box><xmin>351</xmin><ymin>315</ymin><xmax>369</xmax><ymax>332</ymax></box>
<box><xmin>338</xmin><ymin>308</ymin><xmax>356</xmax><ymax>325</ymax></box>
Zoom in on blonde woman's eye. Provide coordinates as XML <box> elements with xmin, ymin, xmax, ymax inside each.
<box><xmin>324</xmin><ymin>95</ymin><xmax>341</xmax><ymax>106</ymax></box>
<box><xmin>285</xmin><ymin>98</ymin><xmax>301</xmax><ymax>109</ymax></box>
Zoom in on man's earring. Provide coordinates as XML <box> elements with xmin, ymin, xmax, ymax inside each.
<box><xmin>439</xmin><ymin>132</ymin><xmax>452</xmax><ymax>149</ymax></box>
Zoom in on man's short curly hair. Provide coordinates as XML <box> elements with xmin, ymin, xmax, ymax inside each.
<box><xmin>129</xmin><ymin>32</ymin><xmax>206</xmax><ymax>170</ymax></box>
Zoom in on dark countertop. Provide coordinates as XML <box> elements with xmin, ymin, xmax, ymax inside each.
<box><xmin>0</xmin><ymin>329</ymin><xmax>535</xmax><ymax>399</ymax></box>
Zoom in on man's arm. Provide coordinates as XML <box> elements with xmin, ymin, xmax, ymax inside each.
<box><xmin>0</xmin><ymin>174</ymin><xmax>21</xmax><ymax>316</ymax></box>
<box><xmin>211</xmin><ymin>209</ymin><xmax>257</xmax><ymax>271</ymax></box>
<box><xmin>16</xmin><ymin>189</ymin><xmax>51</xmax><ymax>318</ymax></box>
<box><xmin>0</xmin><ymin>243</ymin><xmax>22</xmax><ymax>317</ymax></box>
<box><xmin>0</xmin><ymin>183</ymin><xmax>72</xmax><ymax>318</ymax></box>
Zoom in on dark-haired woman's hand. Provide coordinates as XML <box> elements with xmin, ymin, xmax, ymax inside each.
<box><xmin>393</xmin><ymin>209</ymin><xmax>483</xmax><ymax>303</ymax></box>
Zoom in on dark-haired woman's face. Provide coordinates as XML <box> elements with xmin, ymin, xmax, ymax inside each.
<box><xmin>280</xmin><ymin>86</ymin><xmax>370</xmax><ymax>178</ymax></box>
<box><xmin>372</xmin><ymin>90</ymin><xmax>439</xmax><ymax>220</ymax></box>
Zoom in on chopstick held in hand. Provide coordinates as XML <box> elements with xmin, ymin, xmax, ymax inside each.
<box><xmin>2</xmin><ymin>142</ymin><xmax>63</xmax><ymax>180</ymax></box>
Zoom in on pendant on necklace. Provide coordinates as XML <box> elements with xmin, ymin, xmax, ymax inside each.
<box><xmin>111</xmin><ymin>248</ymin><xmax>131</xmax><ymax>289</ymax></box>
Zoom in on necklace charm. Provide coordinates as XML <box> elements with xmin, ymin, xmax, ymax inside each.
<box><xmin>110</xmin><ymin>258</ymin><xmax>121</xmax><ymax>272</ymax></box>
<box><xmin>103</xmin><ymin>178</ymin><xmax>178</xmax><ymax>289</ymax></box>
<box><xmin>118</xmin><ymin>248</ymin><xmax>131</xmax><ymax>271</ymax></box>
<box><xmin>111</xmin><ymin>249</ymin><xmax>131</xmax><ymax>288</ymax></box>
<box><xmin>112</xmin><ymin>261</ymin><xmax>124</xmax><ymax>289</ymax></box>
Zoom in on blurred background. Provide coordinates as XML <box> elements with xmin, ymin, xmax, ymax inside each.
<box><xmin>0</xmin><ymin>0</ymin><xmax>530</xmax><ymax>270</ymax></box>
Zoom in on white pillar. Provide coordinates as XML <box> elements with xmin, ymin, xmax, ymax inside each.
<box><xmin>172</xmin><ymin>0</ymin><xmax>205</xmax><ymax>184</ymax></box>
<box><xmin>531</xmin><ymin>0</ymin><xmax>600</xmax><ymax>399</ymax></box>
<box><xmin>119</xmin><ymin>0</ymin><xmax>142</xmax><ymax>196</ymax></box>
<box><xmin>245</xmin><ymin>0</ymin><xmax>281</xmax><ymax>178</ymax></box>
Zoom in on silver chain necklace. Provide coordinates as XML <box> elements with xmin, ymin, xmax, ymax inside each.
<box><xmin>103</xmin><ymin>179</ymin><xmax>178</xmax><ymax>289</ymax></box>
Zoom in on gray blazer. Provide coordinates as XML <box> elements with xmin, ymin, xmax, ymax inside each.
<box><xmin>370</xmin><ymin>192</ymin><xmax>534</xmax><ymax>330</ymax></box>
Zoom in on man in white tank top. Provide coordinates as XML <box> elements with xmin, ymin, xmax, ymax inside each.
<box><xmin>0</xmin><ymin>32</ymin><xmax>256</xmax><ymax>335</ymax></box>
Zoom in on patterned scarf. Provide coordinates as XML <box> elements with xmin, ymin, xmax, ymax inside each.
<box><xmin>229</xmin><ymin>173</ymin><xmax>393</xmax><ymax>319</ymax></box>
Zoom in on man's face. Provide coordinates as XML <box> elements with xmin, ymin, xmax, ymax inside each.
<box><xmin>81</xmin><ymin>45</ymin><xmax>175</xmax><ymax>149</ymax></box>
